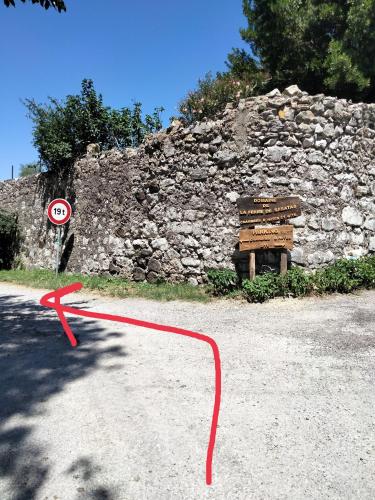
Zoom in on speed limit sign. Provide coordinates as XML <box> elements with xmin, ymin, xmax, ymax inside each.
<box><xmin>47</xmin><ymin>199</ymin><xmax>72</xmax><ymax>275</ymax></box>
<box><xmin>47</xmin><ymin>199</ymin><xmax>72</xmax><ymax>225</ymax></box>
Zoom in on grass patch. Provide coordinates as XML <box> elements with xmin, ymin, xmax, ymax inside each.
<box><xmin>0</xmin><ymin>269</ymin><xmax>210</xmax><ymax>303</ymax></box>
<box><xmin>2</xmin><ymin>255</ymin><xmax>374</xmax><ymax>304</ymax></box>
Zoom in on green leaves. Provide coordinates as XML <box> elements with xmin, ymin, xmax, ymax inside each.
<box><xmin>207</xmin><ymin>256</ymin><xmax>375</xmax><ymax>302</ymax></box>
<box><xmin>240</xmin><ymin>0</ymin><xmax>375</xmax><ymax>100</ymax></box>
<box><xmin>0</xmin><ymin>211</ymin><xmax>17</xmax><ymax>236</ymax></box>
<box><xmin>279</xmin><ymin>266</ymin><xmax>313</xmax><ymax>297</ymax></box>
<box><xmin>179</xmin><ymin>0</ymin><xmax>375</xmax><ymax>122</ymax></box>
<box><xmin>24</xmin><ymin>79</ymin><xmax>164</xmax><ymax>173</ymax></box>
<box><xmin>206</xmin><ymin>268</ymin><xmax>240</xmax><ymax>296</ymax></box>
<box><xmin>4</xmin><ymin>0</ymin><xmax>66</xmax><ymax>11</ymax></box>
<box><xmin>179</xmin><ymin>62</ymin><xmax>267</xmax><ymax>124</ymax></box>
<box><xmin>324</xmin><ymin>40</ymin><xmax>370</xmax><ymax>94</ymax></box>
<box><xmin>242</xmin><ymin>273</ymin><xmax>282</xmax><ymax>303</ymax></box>
<box><xmin>0</xmin><ymin>211</ymin><xmax>20</xmax><ymax>270</ymax></box>
<box><xmin>314</xmin><ymin>257</ymin><xmax>375</xmax><ymax>293</ymax></box>
<box><xmin>19</xmin><ymin>162</ymin><xmax>41</xmax><ymax>177</ymax></box>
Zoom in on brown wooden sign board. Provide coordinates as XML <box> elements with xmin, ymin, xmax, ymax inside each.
<box><xmin>239</xmin><ymin>225</ymin><xmax>294</xmax><ymax>251</ymax></box>
<box><xmin>237</xmin><ymin>196</ymin><xmax>301</xmax><ymax>226</ymax></box>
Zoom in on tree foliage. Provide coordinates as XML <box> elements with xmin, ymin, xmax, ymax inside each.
<box><xmin>179</xmin><ymin>49</ymin><xmax>267</xmax><ymax>123</ymax></box>
<box><xmin>180</xmin><ymin>1</ymin><xmax>375</xmax><ymax>124</ymax></box>
<box><xmin>241</xmin><ymin>0</ymin><xmax>375</xmax><ymax>101</ymax></box>
<box><xmin>0</xmin><ymin>211</ymin><xmax>20</xmax><ymax>270</ymax></box>
<box><xmin>25</xmin><ymin>79</ymin><xmax>164</xmax><ymax>173</ymax></box>
<box><xmin>19</xmin><ymin>162</ymin><xmax>41</xmax><ymax>177</ymax></box>
<box><xmin>4</xmin><ymin>0</ymin><xmax>66</xmax><ymax>11</ymax></box>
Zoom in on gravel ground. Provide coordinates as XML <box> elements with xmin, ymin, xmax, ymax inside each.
<box><xmin>0</xmin><ymin>282</ymin><xmax>374</xmax><ymax>500</ymax></box>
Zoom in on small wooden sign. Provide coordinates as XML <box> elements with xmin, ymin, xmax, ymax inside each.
<box><xmin>237</xmin><ymin>196</ymin><xmax>301</xmax><ymax>226</ymax></box>
<box><xmin>239</xmin><ymin>225</ymin><xmax>294</xmax><ymax>252</ymax></box>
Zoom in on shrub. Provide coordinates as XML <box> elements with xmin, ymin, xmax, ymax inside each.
<box><xmin>279</xmin><ymin>266</ymin><xmax>314</xmax><ymax>297</ymax></box>
<box><xmin>353</xmin><ymin>256</ymin><xmax>375</xmax><ymax>288</ymax></box>
<box><xmin>0</xmin><ymin>210</ymin><xmax>21</xmax><ymax>269</ymax></box>
<box><xmin>206</xmin><ymin>268</ymin><xmax>239</xmax><ymax>296</ymax></box>
<box><xmin>242</xmin><ymin>273</ymin><xmax>282</xmax><ymax>303</ymax></box>
<box><xmin>314</xmin><ymin>259</ymin><xmax>360</xmax><ymax>294</ymax></box>
<box><xmin>19</xmin><ymin>162</ymin><xmax>42</xmax><ymax>177</ymax></box>
<box><xmin>242</xmin><ymin>268</ymin><xmax>314</xmax><ymax>303</ymax></box>
<box><xmin>179</xmin><ymin>50</ymin><xmax>268</xmax><ymax>124</ymax></box>
<box><xmin>314</xmin><ymin>257</ymin><xmax>375</xmax><ymax>294</ymax></box>
<box><xmin>241</xmin><ymin>256</ymin><xmax>375</xmax><ymax>302</ymax></box>
<box><xmin>25</xmin><ymin>79</ymin><xmax>164</xmax><ymax>174</ymax></box>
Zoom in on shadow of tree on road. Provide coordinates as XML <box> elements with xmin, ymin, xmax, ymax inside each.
<box><xmin>66</xmin><ymin>457</ymin><xmax>117</xmax><ymax>499</ymax></box>
<box><xmin>0</xmin><ymin>293</ymin><xmax>126</xmax><ymax>500</ymax></box>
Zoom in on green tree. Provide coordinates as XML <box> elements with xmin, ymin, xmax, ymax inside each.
<box><xmin>19</xmin><ymin>162</ymin><xmax>42</xmax><ymax>177</ymax></box>
<box><xmin>179</xmin><ymin>49</ymin><xmax>267</xmax><ymax>123</ymax></box>
<box><xmin>241</xmin><ymin>0</ymin><xmax>375</xmax><ymax>100</ymax></box>
<box><xmin>4</xmin><ymin>0</ymin><xmax>66</xmax><ymax>11</ymax></box>
<box><xmin>24</xmin><ymin>79</ymin><xmax>164</xmax><ymax>173</ymax></box>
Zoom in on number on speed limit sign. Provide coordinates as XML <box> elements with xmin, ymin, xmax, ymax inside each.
<box><xmin>47</xmin><ymin>199</ymin><xmax>72</xmax><ymax>225</ymax></box>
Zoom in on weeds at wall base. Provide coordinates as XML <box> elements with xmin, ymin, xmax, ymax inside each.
<box><xmin>0</xmin><ymin>256</ymin><xmax>374</xmax><ymax>303</ymax></box>
<box><xmin>0</xmin><ymin>269</ymin><xmax>210</xmax><ymax>302</ymax></box>
<box><xmin>208</xmin><ymin>255</ymin><xmax>375</xmax><ymax>303</ymax></box>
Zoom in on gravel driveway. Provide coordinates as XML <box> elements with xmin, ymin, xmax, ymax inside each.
<box><xmin>0</xmin><ymin>283</ymin><xmax>374</xmax><ymax>500</ymax></box>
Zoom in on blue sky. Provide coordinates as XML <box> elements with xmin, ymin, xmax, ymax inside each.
<box><xmin>0</xmin><ymin>0</ymin><xmax>248</xmax><ymax>180</ymax></box>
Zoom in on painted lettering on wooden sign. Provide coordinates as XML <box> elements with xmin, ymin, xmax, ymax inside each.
<box><xmin>239</xmin><ymin>225</ymin><xmax>294</xmax><ymax>251</ymax></box>
<box><xmin>237</xmin><ymin>196</ymin><xmax>301</xmax><ymax>226</ymax></box>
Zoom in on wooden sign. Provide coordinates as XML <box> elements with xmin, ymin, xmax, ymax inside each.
<box><xmin>239</xmin><ymin>225</ymin><xmax>294</xmax><ymax>252</ymax></box>
<box><xmin>237</xmin><ymin>196</ymin><xmax>301</xmax><ymax>226</ymax></box>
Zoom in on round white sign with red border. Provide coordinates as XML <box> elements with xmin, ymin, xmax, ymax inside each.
<box><xmin>47</xmin><ymin>199</ymin><xmax>72</xmax><ymax>225</ymax></box>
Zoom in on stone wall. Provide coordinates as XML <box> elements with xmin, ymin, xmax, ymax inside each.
<box><xmin>1</xmin><ymin>85</ymin><xmax>375</xmax><ymax>283</ymax></box>
<box><xmin>0</xmin><ymin>175</ymin><xmax>53</xmax><ymax>267</ymax></box>
<box><xmin>0</xmin><ymin>173</ymin><xmax>75</xmax><ymax>272</ymax></box>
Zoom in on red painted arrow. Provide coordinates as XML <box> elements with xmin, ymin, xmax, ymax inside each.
<box><xmin>40</xmin><ymin>283</ymin><xmax>221</xmax><ymax>485</ymax></box>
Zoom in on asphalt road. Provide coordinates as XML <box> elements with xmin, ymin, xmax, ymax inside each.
<box><xmin>0</xmin><ymin>283</ymin><xmax>374</xmax><ymax>500</ymax></box>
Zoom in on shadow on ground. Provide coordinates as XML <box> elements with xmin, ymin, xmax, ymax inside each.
<box><xmin>0</xmin><ymin>293</ymin><xmax>127</xmax><ymax>500</ymax></box>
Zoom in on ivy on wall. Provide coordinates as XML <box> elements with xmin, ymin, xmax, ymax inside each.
<box><xmin>0</xmin><ymin>211</ymin><xmax>21</xmax><ymax>269</ymax></box>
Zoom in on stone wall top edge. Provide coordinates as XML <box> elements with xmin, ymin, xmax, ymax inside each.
<box><xmin>0</xmin><ymin>173</ymin><xmax>42</xmax><ymax>188</ymax></box>
<box><xmin>4</xmin><ymin>85</ymin><xmax>375</xmax><ymax>188</ymax></box>
<box><xmin>78</xmin><ymin>85</ymin><xmax>375</xmax><ymax>165</ymax></box>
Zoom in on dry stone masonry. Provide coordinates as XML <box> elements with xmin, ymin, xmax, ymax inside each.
<box><xmin>1</xmin><ymin>85</ymin><xmax>375</xmax><ymax>283</ymax></box>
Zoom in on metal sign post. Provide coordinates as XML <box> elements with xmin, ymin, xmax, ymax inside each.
<box><xmin>47</xmin><ymin>199</ymin><xmax>72</xmax><ymax>275</ymax></box>
<box><xmin>55</xmin><ymin>226</ymin><xmax>62</xmax><ymax>275</ymax></box>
